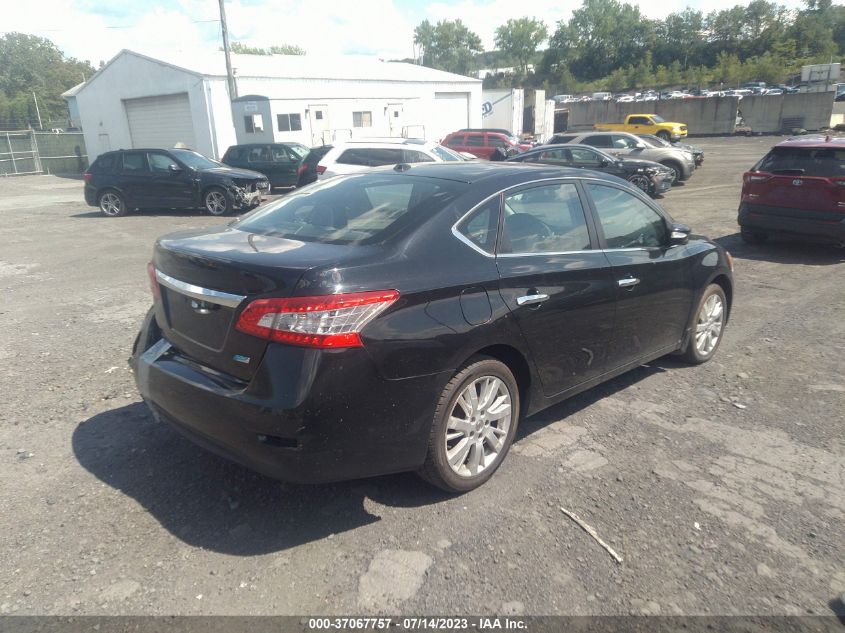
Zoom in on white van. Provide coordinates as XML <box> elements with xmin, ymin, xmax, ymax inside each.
<box><xmin>591</xmin><ymin>92</ymin><xmax>612</xmax><ymax>101</ymax></box>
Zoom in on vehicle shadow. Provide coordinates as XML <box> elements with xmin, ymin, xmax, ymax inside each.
<box><xmin>715</xmin><ymin>233</ymin><xmax>845</xmax><ymax>265</ymax></box>
<box><xmin>71</xmin><ymin>402</ymin><xmax>451</xmax><ymax>556</ymax></box>
<box><xmin>72</xmin><ymin>359</ymin><xmax>679</xmax><ymax>555</ymax></box>
<box><xmin>71</xmin><ymin>208</ymin><xmax>216</xmax><ymax>219</ymax></box>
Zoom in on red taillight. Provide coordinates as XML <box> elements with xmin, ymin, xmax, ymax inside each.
<box><xmin>147</xmin><ymin>262</ymin><xmax>160</xmax><ymax>299</ymax></box>
<box><xmin>83</xmin><ymin>172</ymin><xmax>92</xmax><ymax>183</ymax></box>
<box><xmin>235</xmin><ymin>290</ymin><xmax>399</xmax><ymax>349</ymax></box>
<box><xmin>316</xmin><ymin>165</ymin><xmax>327</xmax><ymax>175</ymax></box>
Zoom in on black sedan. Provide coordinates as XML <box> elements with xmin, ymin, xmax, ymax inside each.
<box><xmin>506</xmin><ymin>144</ymin><xmax>675</xmax><ymax>197</ymax></box>
<box><xmin>84</xmin><ymin>148</ymin><xmax>270</xmax><ymax>217</ymax></box>
<box><xmin>131</xmin><ymin>163</ymin><xmax>733</xmax><ymax>492</ymax></box>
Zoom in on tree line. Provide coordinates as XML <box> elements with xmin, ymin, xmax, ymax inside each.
<box><xmin>413</xmin><ymin>0</ymin><xmax>844</xmax><ymax>93</ymax></box>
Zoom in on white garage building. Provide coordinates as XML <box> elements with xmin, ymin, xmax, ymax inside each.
<box><xmin>71</xmin><ymin>49</ymin><xmax>482</xmax><ymax>162</ymax></box>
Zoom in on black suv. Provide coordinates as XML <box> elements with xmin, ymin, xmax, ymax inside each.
<box><xmin>84</xmin><ymin>148</ymin><xmax>270</xmax><ymax>217</ymax></box>
<box><xmin>221</xmin><ymin>143</ymin><xmax>309</xmax><ymax>189</ymax></box>
<box><xmin>507</xmin><ymin>144</ymin><xmax>675</xmax><ymax>197</ymax></box>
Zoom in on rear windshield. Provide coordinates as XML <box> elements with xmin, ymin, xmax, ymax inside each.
<box><xmin>755</xmin><ymin>147</ymin><xmax>845</xmax><ymax>178</ymax></box>
<box><xmin>235</xmin><ymin>174</ymin><xmax>467</xmax><ymax>245</ymax></box>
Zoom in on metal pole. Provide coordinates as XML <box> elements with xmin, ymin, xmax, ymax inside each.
<box><xmin>32</xmin><ymin>92</ymin><xmax>43</xmax><ymax>130</ymax></box>
<box><xmin>7</xmin><ymin>132</ymin><xmax>17</xmax><ymax>175</ymax></box>
<box><xmin>218</xmin><ymin>0</ymin><xmax>238</xmax><ymax>99</ymax></box>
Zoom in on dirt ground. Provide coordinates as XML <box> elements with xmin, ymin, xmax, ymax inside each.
<box><xmin>1</xmin><ymin>137</ymin><xmax>843</xmax><ymax>618</ymax></box>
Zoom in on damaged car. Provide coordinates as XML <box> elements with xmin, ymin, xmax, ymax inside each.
<box><xmin>83</xmin><ymin>148</ymin><xmax>270</xmax><ymax>217</ymax></box>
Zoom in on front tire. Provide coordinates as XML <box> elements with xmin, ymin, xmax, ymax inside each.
<box><xmin>679</xmin><ymin>284</ymin><xmax>727</xmax><ymax>364</ymax></box>
<box><xmin>418</xmin><ymin>358</ymin><xmax>520</xmax><ymax>493</ymax></box>
<box><xmin>661</xmin><ymin>161</ymin><xmax>683</xmax><ymax>183</ymax></box>
<box><xmin>98</xmin><ymin>190</ymin><xmax>127</xmax><ymax>217</ymax></box>
<box><xmin>627</xmin><ymin>174</ymin><xmax>653</xmax><ymax>196</ymax></box>
<box><xmin>203</xmin><ymin>186</ymin><xmax>232</xmax><ymax>216</ymax></box>
<box><xmin>656</xmin><ymin>130</ymin><xmax>671</xmax><ymax>142</ymax></box>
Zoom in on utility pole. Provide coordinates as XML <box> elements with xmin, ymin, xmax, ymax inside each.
<box><xmin>218</xmin><ymin>0</ymin><xmax>238</xmax><ymax>99</ymax></box>
<box><xmin>32</xmin><ymin>92</ymin><xmax>43</xmax><ymax>130</ymax></box>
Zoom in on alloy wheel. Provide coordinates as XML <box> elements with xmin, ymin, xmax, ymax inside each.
<box><xmin>100</xmin><ymin>192</ymin><xmax>123</xmax><ymax>216</ymax></box>
<box><xmin>205</xmin><ymin>190</ymin><xmax>227</xmax><ymax>215</ymax></box>
<box><xmin>445</xmin><ymin>376</ymin><xmax>512</xmax><ymax>477</ymax></box>
<box><xmin>695</xmin><ymin>293</ymin><xmax>724</xmax><ymax>356</ymax></box>
<box><xmin>627</xmin><ymin>174</ymin><xmax>651</xmax><ymax>194</ymax></box>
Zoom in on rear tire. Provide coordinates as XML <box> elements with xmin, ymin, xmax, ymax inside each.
<box><xmin>204</xmin><ymin>186</ymin><xmax>233</xmax><ymax>216</ymax></box>
<box><xmin>418</xmin><ymin>357</ymin><xmax>519</xmax><ymax>493</ymax></box>
<box><xmin>679</xmin><ymin>284</ymin><xmax>727</xmax><ymax>364</ymax></box>
<box><xmin>98</xmin><ymin>190</ymin><xmax>127</xmax><ymax>217</ymax></box>
<box><xmin>740</xmin><ymin>228</ymin><xmax>768</xmax><ymax>244</ymax></box>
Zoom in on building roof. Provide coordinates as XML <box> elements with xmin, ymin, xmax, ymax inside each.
<box><xmin>61</xmin><ymin>82</ymin><xmax>85</xmax><ymax>98</ymax></box>
<box><xmin>74</xmin><ymin>49</ymin><xmax>480</xmax><ymax>96</ymax></box>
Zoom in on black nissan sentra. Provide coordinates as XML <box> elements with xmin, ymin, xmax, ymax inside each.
<box><xmin>131</xmin><ymin>163</ymin><xmax>733</xmax><ymax>492</ymax></box>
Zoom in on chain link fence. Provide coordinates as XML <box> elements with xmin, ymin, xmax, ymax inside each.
<box><xmin>0</xmin><ymin>130</ymin><xmax>88</xmax><ymax>176</ymax></box>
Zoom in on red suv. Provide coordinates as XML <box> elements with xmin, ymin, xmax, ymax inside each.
<box><xmin>442</xmin><ymin>130</ymin><xmax>531</xmax><ymax>160</ymax></box>
<box><xmin>739</xmin><ymin>135</ymin><xmax>845</xmax><ymax>245</ymax></box>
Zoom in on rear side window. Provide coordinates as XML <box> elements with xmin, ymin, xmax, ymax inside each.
<box><xmin>755</xmin><ymin>147</ymin><xmax>845</xmax><ymax>177</ymax></box>
<box><xmin>367</xmin><ymin>148</ymin><xmax>404</xmax><ymax>166</ymax></box>
<box><xmin>583</xmin><ymin>135</ymin><xmax>613</xmax><ymax>148</ymax></box>
<box><xmin>236</xmin><ymin>174</ymin><xmax>467</xmax><ymax>245</ymax></box>
<box><xmin>549</xmin><ymin>135</ymin><xmax>576</xmax><ymax>144</ymax></box>
<box><xmin>121</xmin><ymin>152</ymin><xmax>147</xmax><ymax>172</ymax></box>
<box><xmin>488</xmin><ymin>135</ymin><xmax>510</xmax><ymax>148</ymax></box>
<box><xmin>457</xmin><ymin>197</ymin><xmax>500</xmax><ymax>254</ymax></box>
<box><xmin>501</xmin><ymin>183</ymin><xmax>592</xmax><ymax>253</ymax></box>
<box><xmin>337</xmin><ymin>149</ymin><xmax>370</xmax><ymax>166</ymax></box>
<box><xmin>91</xmin><ymin>153</ymin><xmax>117</xmax><ymax>173</ymax></box>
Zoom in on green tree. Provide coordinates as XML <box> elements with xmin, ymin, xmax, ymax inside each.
<box><xmin>226</xmin><ymin>42</ymin><xmax>305</xmax><ymax>55</ymax></box>
<box><xmin>494</xmin><ymin>17</ymin><xmax>548</xmax><ymax>75</ymax></box>
<box><xmin>268</xmin><ymin>44</ymin><xmax>306</xmax><ymax>55</ymax></box>
<box><xmin>0</xmin><ymin>33</ymin><xmax>94</xmax><ymax>129</ymax></box>
<box><xmin>414</xmin><ymin>19</ymin><xmax>483</xmax><ymax>76</ymax></box>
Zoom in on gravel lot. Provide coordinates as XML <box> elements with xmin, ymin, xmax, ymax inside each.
<box><xmin>1</xmin><ymin>137</ymin><xmax>844</xmax><ymax>618</ymax></box>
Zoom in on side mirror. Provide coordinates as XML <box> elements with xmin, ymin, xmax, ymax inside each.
<box><xmin>169</xmin><ymin>164</ymin><xmax>183</xmax><ymax>173</ymax></box>
<box><xmin>599</xmin><ymin>158</ymin><xmax>610</xmax><ymax>167</ymax></box>
<box><xmin>669</xmin><ymin>222</ymin><xmax>691</xmax><ymax>245</ymax></box>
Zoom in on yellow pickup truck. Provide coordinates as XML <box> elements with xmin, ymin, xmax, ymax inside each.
<box><xmin>595</xmin><ymin>114</ymin><xmax>687</xmax><ymax>141</ymax></box>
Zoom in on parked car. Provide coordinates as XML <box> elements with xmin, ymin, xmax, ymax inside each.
<box><xmin>132</xmin><ymin>162</ymin><xmax>734</xmax><ymax>492</ymax></box>
<box><xmin>506</xmin><ymin>144</ymin><xmax>675</xmax><ymax>197</ymax></box>
<box><xmin>637</xmin><ymin>133</ymin><xmax>704</xmax><ymax>166</ymax></box>
<box><xmin>296</xmin><ymin>145</ymin><xmax>333</xmax><ymax>187</ymax></box>
<box><xmin>83</xmin><ymin>148</ymin><xmax>269</xmax><ymax>217</ymax></box>
<box><xmin>738</xmin><ymin>135</ymin><xmax>845</xmax><ymax>246</ymax></box>
<box><xmin>222</xmin><ymin>142</ymin><xmax>308</xmax><ymax>189</ymax></box>
<box><xmin>316</xmin><ymin>139</ymin><xmax>466</xmax><ymax>180</ymax></box>
<box><xmin>442</xmin><ymin>130</ymin><xmax>532</xmax><ymax>160</ymax></box>
<box><xmin>548</xmin><ymin>131</ymin><xmax>696</xmax><ymax>183</ymax></box>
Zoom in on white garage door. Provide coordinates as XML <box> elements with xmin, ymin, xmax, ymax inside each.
<box><xmin>433</xmin><ymin>92</ymin><xmax>469</xmax><ymax>141</ymax></box>
<box><xmin>124</xmin><ymin>93</ymin><xmax>197</xmax><ymax>150</ymax></box>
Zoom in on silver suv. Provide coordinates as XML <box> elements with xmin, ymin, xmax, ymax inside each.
<box><xmin>549</xmin><ymin>131</ymin><xmax>696</xmax><ymax>182</ymax></box>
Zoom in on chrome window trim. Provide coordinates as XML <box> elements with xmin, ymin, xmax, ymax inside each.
<box><xmin>155</xmin><ymin>270</ymin><xmax>246</xmax><ymax>308</ymax></box>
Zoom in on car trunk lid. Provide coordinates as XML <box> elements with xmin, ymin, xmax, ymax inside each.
<box><xmin>151</xmin><ymin>226</ymin><xmax>359</xmax><ymax>381</ymax></box>
<box><xmin>743</xmin><ymin>171</ymin><xmax>845</xmax><ymax>214</ymax></box>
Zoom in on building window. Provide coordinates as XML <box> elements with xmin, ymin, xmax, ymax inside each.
<box><xmin>315</xmin><ymin>111</ymin><xmax>324</xmax><ymax>120</ymax></box>
<box><xmin>353</xmin><ymin>111</ymin><xmax>372</xmax><ymax>128</ymax></box>
<box><xmin>277</xmin><ymin>113</ymin><xmax>303</xmax><ymax>132</ymax></box>
<box><xmin>244</xmin><ymin>114</ymin><xmax>264</xmax><ymax>133</ymax></box>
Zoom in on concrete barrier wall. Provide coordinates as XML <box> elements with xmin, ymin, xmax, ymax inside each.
<box><xmin>740</xmin><ymin>92</ymin><xmax>834</xmax><ymax>133</ymax></box>
<box><xmin>566</xmin><ymin>98</ymin><xmax>738</xmax><ymax>135</ymax></box>
<box><xmin>566</xmin><ymin>92</ymin><xmax>835</xmax><ymax>136</ymax></box>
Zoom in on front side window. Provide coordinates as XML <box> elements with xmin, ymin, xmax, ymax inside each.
<box><xmin>586</xmin><ymin>183</ymin><xmax>668</xmax><ymax>248</ymax></box>
<box><xmin>353</xmin><ymin>111</ymin><xmax>373</xmax><ymax>128</ymax></box>
<box><xmin>526</xmin><ymin>148</ymin><xmax>570</xmax><ymax>165</ymax></box>
<box><xmin>569</xmin><ymin>147</ymin><xmax>604</xmax><ymax>167</ymax></box>
<box><xmin>501</xmin><ymin>183</ymin><xmax>591</xmax><ymax>254</ymax></box>
<box><xmin>488</xmin><ymin>135</ymin><xmax>509</xmax><ymax>148</ymax></box>
<box><xmin>629</xmin><ymin>116</ymin><xmax>650</xmax><ymax>125</ymax></box>
<box><xmin>148</xmin><ymin>152</ymin><xmax>176</xmax><ymax>172</ymax></box>
<box><xmin>457</xmin><ymin>197</ymin><xmax>500</xmax><ymax>254</ymax></box>
<box><xmin>248</xmin><ymin>146</ymin><xmax>271</xmax><ymax>163</ymax></box>
<box><xmin>235</xmin><ymin>174</ymin><xmax>467</xmax><ymax>245</ymax></box>
<box><xmin>277</xmin><ymin>113</ymin><xmax>303</xmax><ymax>132</ymax></box>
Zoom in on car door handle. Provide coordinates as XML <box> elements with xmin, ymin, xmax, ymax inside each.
<box><xmin>617</xmin><ymin>277</ymin><xmax>640</xmax><ymax>289</ymax></box>
<box><xmin>516</xmin><ymin>293</ymin><xmax>549</xmax><ymax>306</ymax></box>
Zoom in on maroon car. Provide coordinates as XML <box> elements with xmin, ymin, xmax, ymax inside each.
<box><xmin>738</xmin><ymin>135</ymin><xmax>845</xmax><ymax>245</ymax></box>
<box><xmin>442</xmin><ymin>130</ymin><xmax>532</xmax><ymax>160</ymax></box>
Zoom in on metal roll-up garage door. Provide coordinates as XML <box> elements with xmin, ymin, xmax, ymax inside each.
<box><xmin>433</xmin><ymin>92</ymin><xmax>469</xmax><ymax>141</ymax></box>
<box><xmin>124</xmin><ymin>93</ymin><xmax>197</xmax><ymax>150</ymax></box>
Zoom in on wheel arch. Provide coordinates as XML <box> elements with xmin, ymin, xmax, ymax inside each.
<box><xmin>463</xmin><ymin>343</ymin><xmax>534</xmax><ymax>412</ymax></box>
<box><xmin>710</xmin><ymin>273</ymin><xmax>733</xmax><ymax>323</ymax></box>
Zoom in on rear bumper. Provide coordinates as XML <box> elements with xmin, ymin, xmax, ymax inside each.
<box><xmin>130</xmin><ymin>309</ymin><xmax>445</xmax><ymax>483</ymax></box>
<box><xmin>738</xmin><ymin>203</ymin><xmax>845</xmax><ymax>243</ymax></box>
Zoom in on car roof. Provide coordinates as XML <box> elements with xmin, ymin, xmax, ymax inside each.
<box><xmin>360</xmin><ymin>161</ymin><xmax>626</xmax><ymax>185</ymax></box>
<box><xmin>330</xmin><ymin>140</ymin><xmax>438</xmax><ymax>150</ymax></box>
<box><xmin>775</xmin><ymin>135</ymin><xmax>845</xmax><ymax>149</ymax></box>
